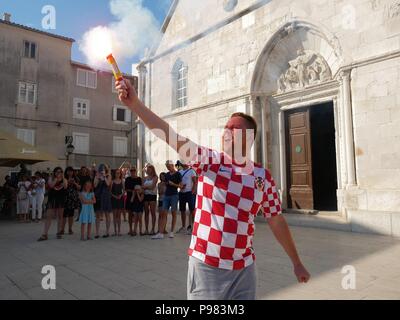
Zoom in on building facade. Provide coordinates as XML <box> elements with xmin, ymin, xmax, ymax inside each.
<box><xmin>0</xmin><ymin>15</ymin><xmax>138</xmax><ymax>179</ymax></box>
<box><xmin>138</xmin><ymin>0</ymin><xmax>400</xmax><ymax>236</ymax></box>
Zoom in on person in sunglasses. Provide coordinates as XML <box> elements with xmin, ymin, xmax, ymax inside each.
<box><xmin>38</xmin><ymin>167</ymin><xmax>68</xmax><ymax>241</ymax></box>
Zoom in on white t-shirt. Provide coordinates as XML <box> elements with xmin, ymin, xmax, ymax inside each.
<box><xmin>34</xmin><ymin>178</ymin><xmax>46</xmax><ymax>196</ymax></box>
<box><xmin>143</xmin><ymin>177</ymin><xmax>157</xmax><ymax>196</ymax></box>
<box><xmin>179</xmin><ymin>169</ymin><xmax>196</xmax><ymax>193</ymax></box>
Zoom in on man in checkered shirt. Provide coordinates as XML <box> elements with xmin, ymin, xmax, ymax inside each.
<box><xmin>116</xmin><ymin>79</ymin><xmax>310</xmax><ymax>300</ymax></box>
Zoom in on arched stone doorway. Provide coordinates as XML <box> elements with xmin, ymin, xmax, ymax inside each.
<box><xmin>251</xmin><ymin>20</ymin><xmax>355</xmax><ymax>214</ymax></box>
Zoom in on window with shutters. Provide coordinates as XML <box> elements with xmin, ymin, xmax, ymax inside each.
<box><xmin>76</xmin><ymin>69</ymin><xmax>97</xmax><ymax>89</ymax></box>
<box><xmin>23</xmin><ymin>41</ymin><xmax>37</xmax><ymax>59</ymax></box>
<box><xmin>113</xmin><ymin>136</ymin><xmax>128</xmax><ymax>157</ymax></box>
<box><xmin>18</xmin><ymin>82</ymin><xmax>37</xmax><ymax>105</ymax></box>
<box><xmin>112</xmin><ymin>105</ymin><xmax>131</xmax><ymax>124</ymax></box>
<box><xmin>17</xmin><ymin>129</ymin><xmax>35</xmax><ymax>146</ymax></box>
<box><xmin>87</xmin><ymin>71</ymin><xmax>97</xmax><ymax>88</ymax></box>
<box><xmin>72</xmin><ymin>132</ymin><xmax>90</xmax><ymax>155</ymax></box>
<box><xmin>73</xmin><ymin>98</ymin><xmax>90</xmax><ymax>120</ymax></box>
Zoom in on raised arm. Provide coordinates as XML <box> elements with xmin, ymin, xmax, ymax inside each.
<box><xmin>47</xmin><ymin>177</ymin><xmax>56</xmax><ymax>188</ymax></box>
<box><xmin>116</xmin><ymin>80</ymin><xmax>194</xmax><ymax>157</ymax></box>
<box><xmin>94</xmin><ymin>174</ymin><xmax>100</xmax><ymax>188</ymax></box>
<box><xmin>105</xmin><ymin>174</ymin><xmax>112</xmax><ymax>187</ymax></box>
<box><xmin>38</xmin><ymin>179</ymin><xmax>45</xmax><ymax>189</ymax></box>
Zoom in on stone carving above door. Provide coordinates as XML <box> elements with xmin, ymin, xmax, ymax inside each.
<box><xmin>277</xmin><ymin>49</ymin><xmax>332</xmax><ymax>94</ymax></box>
<box><xmin>387</xmin><ymin>0</ymin><xmax>400</xmax><ymax>18</ymax></box>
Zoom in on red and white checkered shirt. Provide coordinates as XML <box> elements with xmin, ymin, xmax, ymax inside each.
<box><xmin>188</xmin><ymin>146</ymin><xmax>282</xmax><ymax>270</ymax></box>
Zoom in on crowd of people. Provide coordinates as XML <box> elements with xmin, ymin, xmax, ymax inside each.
<box><xmin>1</xmin><ymin>161</ymin><xmax>198</xmax><ymax>242</ymax></box>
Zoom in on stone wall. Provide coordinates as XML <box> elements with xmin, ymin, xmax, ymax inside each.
<box><xmin>352</xmin><ymin>56</ymin><xmax>400</xmax><ymax>212</ymax></box>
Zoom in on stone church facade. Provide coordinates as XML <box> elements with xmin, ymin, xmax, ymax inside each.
<box><xmin>137</xmin><ymin>0</ymin><xmax>400</xmax><ymax>236</ymax></box>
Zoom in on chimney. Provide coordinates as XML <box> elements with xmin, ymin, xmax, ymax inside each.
<box><xmin>3</xmin><ymin>13</ymin><xmax>11</xmax><ymax>22</ymax></box>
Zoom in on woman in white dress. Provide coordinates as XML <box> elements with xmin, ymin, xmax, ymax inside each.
<box><xmin>17</xmin><ymin>175</ymin><xmax>31</xmax><ymax>222</ymax></box>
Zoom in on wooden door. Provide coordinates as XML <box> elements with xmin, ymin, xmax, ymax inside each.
<box><xmin>286</xmin><ymin>108</ymin><xmax>314</xmax><ymax>209</ymax></box>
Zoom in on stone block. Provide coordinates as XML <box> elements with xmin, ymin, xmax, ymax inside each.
<box><xmin>348</xmin><ymin>210</ymin><xmax>392</xmax><ymax>236</ymax></box>
<box><xmin>392</xmin><ymin>213</ymin><xmax>400</xmax><ymax>238</ymax></box>
<box><xmin>367</xmin><ymin>190</ymin><xmax>400</xmax><ymax>212</ymax></box>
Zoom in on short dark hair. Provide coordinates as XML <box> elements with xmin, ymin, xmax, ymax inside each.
<box><xmin>230</xmin><ymin>112</ymin><xmax>258</xmax><ymax>137</ymax></box>
<box><xmin>53</xmin><ymin>167</ymin><xmax>63</xmax><ymax>175</ymax></box>
<box><xmin>65</xmin><ymin>166</ymin><xmax>75</xmax><ymax>179</ymax></box>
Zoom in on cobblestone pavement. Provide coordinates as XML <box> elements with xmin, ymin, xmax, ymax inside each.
<box><xmin>1</xmin><ymin>218</ymin><xmax>400</xmax><ymax>300</ymax></box>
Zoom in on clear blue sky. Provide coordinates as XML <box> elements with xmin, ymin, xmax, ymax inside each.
<box><xmin>0</xmin><ymin>0</ymin><xmax>171</xmax><ymax>73</ymax></box>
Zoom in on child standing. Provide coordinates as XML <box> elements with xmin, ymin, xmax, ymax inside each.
<box><xmin>131</xmin><ymin>185</ymin><xmax>144</xmax><ymax>236</ymax></box>
<box><xmin>79</xmin><ymin>181</ymin><xmax>96</xmax><ymax>241</ymax></box>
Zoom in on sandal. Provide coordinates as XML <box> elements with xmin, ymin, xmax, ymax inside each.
<box><xmin>37</xmin><ymin>235</ymin><xmax>48</xmax><ymax>242</ymax></box>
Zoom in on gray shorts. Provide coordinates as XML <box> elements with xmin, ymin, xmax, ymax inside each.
<box><xmin>187</xmin><ymin>256</ymin><xmax>257</xmax><ymax>300</ymax></box>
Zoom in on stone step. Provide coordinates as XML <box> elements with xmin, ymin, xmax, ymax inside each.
<box><xmin>282</xmin><ymin>212</ymin><xmax>351</xmax><ymax>232</ymax></box>
<box><xmin>256</xmin><ymin>212</ymin><xmax>351</xmax><ymax>232</ymax></box>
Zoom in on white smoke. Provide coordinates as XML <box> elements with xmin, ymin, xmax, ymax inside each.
<box><xmin>79</xmin><ymin>0</ymin><xmax>165</xmax><ymax>68</ymax></box>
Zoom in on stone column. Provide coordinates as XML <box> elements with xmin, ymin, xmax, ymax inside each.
<box><xmin>340</xmin><ymin>70</ymin><xmax>356</xmax><ymax>187</ymax></box>
<box><xmin>248</xmin><ymin>96</ymin><xmax>257</xmax><ymax>163</ymax></box>
<box><xmin>278</xmin><ymin>110</ymin><xmax>287</xmax><ymax>208</ymax></box>
<box><xmin>260</xmin><ymin>98</ymin><xmax>268</xmax><ymax>168</ymax></box>
<box><xmin>137</xmin><ymin>63</ymin><xmax>147</xmax><ymax>173</ymax></box>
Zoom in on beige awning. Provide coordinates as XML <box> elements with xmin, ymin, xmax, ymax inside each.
<box><xmin>0</xmin><ymin>130</ymin><xmax>58</xmax><ymax>167</ymax></box>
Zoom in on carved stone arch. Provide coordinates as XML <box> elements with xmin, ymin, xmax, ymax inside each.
<box><xmin>251</xmin><ymin>19</ymin><xmax>344</xmax><ymax>95</ymax></box>
<box><xmin>249</xmin><ymin>19</ymin><xmax>350</xmax><ymax>211</ymax></box>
